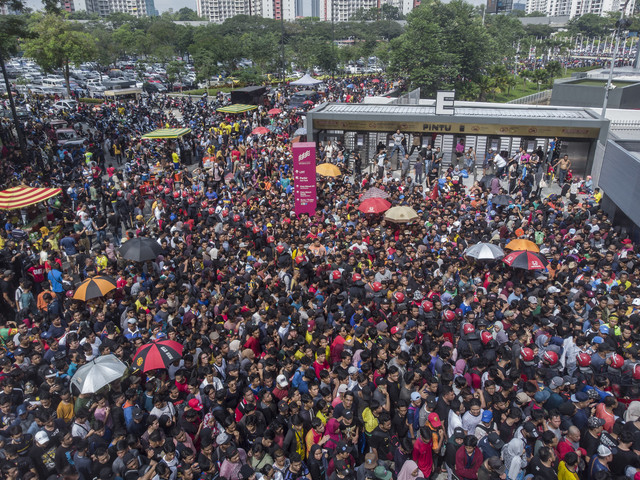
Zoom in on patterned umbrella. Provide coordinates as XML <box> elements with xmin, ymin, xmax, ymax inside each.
<box><xmin>503</xmin><ymin>250</ymin><xmax>549</xmax><ymax>271</ymax></box>
<box><xmin>0</xmin><ymin>186</ymin><xmax>62</xmax><ymax>210</ymax></box>
<box><xmin>132</xmin><ymin>340</ymin><xmax>184</xmax><ymax>372</ymax></box>
<box><xmin>358</xmin><ymin>198</ymin><xmax>391</xmax><ymax>214</ymax></box>
<box><xmin>360</xmin><ymin>187</ymin><xmax>390</xmax><ymax>201</ymax></box>
<box><xmin>464</xmin><ymin>243</ymin><xmax>505</xmax><ymax>261</ymax></box>
<box><xmin>73</xmin><ymin>276</ymin><xmax>117</xmax><ymax>301</ymax></box>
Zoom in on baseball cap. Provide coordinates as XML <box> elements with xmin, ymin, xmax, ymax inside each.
<box><xmin>527</xmin><ymin>296</ymin><xmax>538</xmax><ymax>304</ymax></box>
<box><xmin>390</xmin><ymin>326</ymin><xmax>400</xmax><ymax>335</ymax></box>
<box><xmin>597</xmin><ymin>445</ymin><xmax>612</xmax><ymax>457</ymax></box>
<box><xmin>428</xmin><ymin>412</ymin><xmax>441</xmax><ymax>427</ymax></box>
<box><xmin>487</xmin><ymin>432</ymin><xmax>505</xmax><ymax>450</ymax></box>
<box><xmin>588</xmin><ymin>416</ymin><xmax>606</xmax><ymax>428</ymax></box>
<box><xmin>516</xmin><ymin>392</ymin><xmax>530</xmax><ymax>405</ymax></box>
<box><xmin>523</xmin><ymin>421</ymin><xmax>539</xmax><ymax>438</ymax></box>
<box><xmin>410</xmin><ymin>392</ymin><xmax>421</xmax><ymax>402</ymax></box>
<box><xmin>188</xmin><ymin>398</ymin><xmax>202</xmax><ymax>411</ymax></box>
<box><xmin>571</xmin><ymin>392</ymin><xmax>589</xmax><ymax>403</ymax></box>
<box><xmin>35</xmin><ymin>431</ymin><xmax>50</xmax><ymax>444</ymax></box>
<box><xmin>276</xmin><ymin>374</ymin><xmax>288</xmax><ymax>388</ymax></box>
<box><xmin>240</xmin><ymin>465</ymin><xmax>255</xmax><ymax>480</ymax></box>
<box><xmin>534</xmin><ymin>390</ymin><xmax>551</xmax><ymax>403</ymax></box>
<box><xmin>426</xmin><ymin>395</ymin><xmax>437</xmax><ymax>408</ymax></box>
<box><xmin>550</xmin><ymin>376</ymin><xmax>564</xmax><ymax>389</ymax></box>
<box><xmin>336</xmin><ymin>441</ymin><xmax>351</xmax><ymax>454</ymax></box>
<box><xmin>364</xmin><ymin>453</ymin><xmax>377</xmax><ymax>470</ymax></box>
<box><xmin>348</xmin><ymin>366</ymin><xmax>357</xmax><ymax>375</ymax></box>
<box><xmin>216</xmin><ymin>432</ymin><xmax>231</xmax><ymax>445</ymax></box>
<box><xmin>487</xmin><ymin>457</ymin><xmax>505</xmax><ymax>474</ymax></box>
<box><xmin>482</xmin><ymin>410</ymin><xmax>493</xmax><ymax>422</ymax></box>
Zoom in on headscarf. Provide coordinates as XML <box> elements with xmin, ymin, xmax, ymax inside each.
<box><xmin>501</xmin><ymin>438</ymin><xmax>526</xmax><ymax>480</ymax></box>
<box><xmin>397</xmin><ymin>460</ymin><xmax>419</xmax><ymax>480</ymax></box>
<box><xmin>535</xmin><ymin>334</ymin><xmax>549</xmax><ymax>354</ymax></box>
<box><xmin>624</xmin><ymin>401</ymin><xmax>640</xmax><ymax>422</ymax></box>
<box><xmin>454</xmin><ymin>359</ymin><xmax>467</xmax><ymax>376</ymax></box>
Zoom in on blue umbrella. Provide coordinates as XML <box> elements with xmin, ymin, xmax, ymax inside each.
<box><xmin>346</xmin><ymin>84</ymin><xmax>355</xmax><ymax>89</ymax></box>
<box><xmin>294</xmin><ymin>127</ymin><xmax>307</xmax><ymax>136</ymax></box>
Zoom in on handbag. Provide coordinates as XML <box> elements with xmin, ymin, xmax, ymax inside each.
<box><xmin>539</xmin><ymin>178</ymin><xmax>548</xmax><ymax>188</ymax></box>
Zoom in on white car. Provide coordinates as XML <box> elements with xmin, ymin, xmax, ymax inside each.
<box><xmin>52</xmin><ymin>100</ymin><xmax>78</xmax><ymax>111</ymax></box>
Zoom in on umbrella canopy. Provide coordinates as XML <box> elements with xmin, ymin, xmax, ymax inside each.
<box><xmin>358</xmin><ymin>198</ymin><xmax>391</xmax><ymax>214</ymax></box>
<box><xmin>133</xmin><ymin>339</ymin><xmax>184</xmax><ymax>372</ymax></box>
<box><xmin>252</xmin><ymin>127</ymin><xmax>269</xmax><ymax>135</ymax></box>
<box><xmin>372</xmin><ymin>79</ymin><xmax>380</xmax><ymax>83</ymax></box>
<box><xmin>141</xmin><ymin>128</ymin><xmax>191</xmax><ymax>139</ymax></box>
<box><xmin>294</xmin><ymin>127</ymin><xmax>307</xmax><ymax>136</ymax></box>
<box><xmin>316</xmin><ymin>163</ymin><xmax>341</xmax><ymax>177</ymax></box>
<box><xmin>384</xmin><ymin>206</ymin><xmax>419</xmax><ymax>223</ymax></box>
<box><xmin>0</xmin><ymin>186</ymin><xmax>62</xmax><ymax>210</ymax></box>
<box><xmin>119</xmin><ymin>237</ymin><xmax>163</xmax><ymax>262</ymax></box>
<box><xmin>71</xmin><ymin>354</ymin><xmax>127</xmax><ymax>394</ymax></box>
<box><xmin>491</xmin><ymin>194</ymin><xmax>514</xmax><ymax>206</ymax></box>
<box><xmin>346</xmin><ymin>84</ymin><xmax>355</xmax><ymax>88</ymax></box>
<box><xmin>268</xmin><ymin>108</ymin><xmax>282</xmax><ymax>115</ymax></box>
<box><xmin>503</xmin><ymin>250</ymin><xmax>549</xmax><ymax>271</ymax></box>
<box><xmin>73</xmin><ymin>275</ymin><xmax>117</xmax><ymax>301</ymax></box>
<box><xmin>464</xmin><ymin>243</ymin><xmax>505</xmax><ymax>261</ymax></box>
<box><xmin>505</xmin><ymin>239</ymin><xmax>540</xmax><ymax>252</ymax></box>
<box><xmin>360</xmin><ymin>187</ymin><xmax>390</xmax><ymax>201</ymax></box>
<box><xmin>303</xmin><ymin>100</ymin><xmax>314</xmax><ymax>105</ymax></box>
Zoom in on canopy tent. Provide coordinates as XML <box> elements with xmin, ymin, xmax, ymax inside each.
<box><xmin>290</xmin><ymin>74</ymin><xmax>323</xmax><ymax>86</ymax></box>
<box><xmin>217</xmin><ymin>104</ymin><xmax>258</xmax><ymax>114</ymax></box>
<box><xmin>141</xmin><ymin>128</ymin><xmax>191</xmax><ymax>139</ymax></box>
<box><xmin>0</xmin><ymin>186</ymin><xmax>62</xmax><ymax>210</ymax></box>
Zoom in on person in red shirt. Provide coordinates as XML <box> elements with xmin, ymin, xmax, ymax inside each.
<box><xmin>455</xmin><ymin>436</ymin><xmax>483</xmax><ymax>480</ymax></box>
<box><xmin>174</xmin><ymin>369</ymin><xmax>189</xmax><ymax>395</ymax></box>
<box><xmin>313</xmin><ymin>349</ymin><xmax>330</xmax><ymax>379</ymax></box>
<box><xmin>243</xmin><ymin>327</ymin><xmax>261</xmax><ymax>358</ymax></box>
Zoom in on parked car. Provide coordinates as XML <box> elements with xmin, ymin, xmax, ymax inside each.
<box><xmin>52</xmin><ymin>100</ymin><xmax>78</xmax><ymax>111</ymax></box>
<box><xmin>55</xmin><ymin>128</ymin><xmax>86</xmax><ymax>147</ymax></box>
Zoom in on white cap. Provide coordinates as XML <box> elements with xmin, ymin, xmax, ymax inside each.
<box><xmin>337</xmin><ymin>384</ymin><xmax>348</xmax><ymax>394</ymax></box>
<box><xmin>276</xmin><ymin>374</ymin><xmax>288</xmax><ymax>388</ymax></box>
<box><xmin>35</xmin><ymin>431</ymin><xmax>50</xmax><ymax>444</ymax></box>
<box><xmin>597</xmin><ymin>445</ymin><xmax>612</xmax><ymax>457</ymax></box>
<box><xmin>348</xmin><ymin>366</ymin><xmax>357</xmax><ymax>375</ymax></box>
<box><xmin>632</xmin><ymin>298</ymin><xmax>640</xmax><ymax>306</ymax></box>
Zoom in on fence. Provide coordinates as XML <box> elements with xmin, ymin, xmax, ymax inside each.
<box><xmin>507</xmin><ymin>89</ymin><xmax>552</xmax><ymax>105</ymax></box>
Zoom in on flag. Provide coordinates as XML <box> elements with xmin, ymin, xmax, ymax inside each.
<box><xmin>431</xmin><ymin>182</ymin><xmax>439</xmax><ymax>200</ymax></box>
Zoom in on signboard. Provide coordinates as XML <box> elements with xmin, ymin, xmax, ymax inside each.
<box><xmin>435</xmin><ymin>90</ymin><xmax>455</xmax><ymax>115</ymax></box>
<box><xmin>293</xmin><ymin>142</ymin><xmax>317</xmax><ymax>217</ymax></box>
<box><xmin>486</xmin><ymin>0</ymin><xmax>498</xmax><ymax>13</ymax></box>
<box><xmin>311</xmin><ymin>119</ymin><xmax>601</xmax><ymax>139</ymax></box>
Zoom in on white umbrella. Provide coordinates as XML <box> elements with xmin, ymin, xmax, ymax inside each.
<box><xmin>71</xmin><ymin>354</ymin><xmax>127</xmax><ymax>394</ymax></box>
<box><xmin>464</xmin><ymin>242</ymin><xmax>505</xmax><ymax>261</ymax></box>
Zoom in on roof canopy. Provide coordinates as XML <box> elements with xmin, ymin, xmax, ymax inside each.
<box><xmin>217</xmin><ymin>104</ymin><xmax>258</xmax><ymax>114</ymax></box>
<box><xmin>290</xmin><ymin>74</ymin><xmax>323</xmax><ymax>86</ymax></box>
<box><xmin>141</xmin><ymin>128</ymin><xmax>191</xmax><ymax>139</ymax></box>
<box><xmin>0</xmin><ymin>186</ymin><xmax>62</xmax><ymax>210</ymax></box>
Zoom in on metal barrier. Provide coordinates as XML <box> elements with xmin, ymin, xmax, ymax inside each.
<box><xmin>507</xmin><ymin>89</ymin><xmax>552</xmax><ymax>105</ymax></box>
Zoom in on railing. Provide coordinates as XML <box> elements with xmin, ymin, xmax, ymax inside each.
<box><xmin>506</xmin><ymin>89</ymin><xmax>552</xmax><ymax>105</ymax></box>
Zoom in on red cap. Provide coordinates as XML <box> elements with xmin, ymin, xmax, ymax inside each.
<box><xmin>481</xmin><ymin>331</ymin><xmax>493</xmax><ymax>345</ymax></box>
<box><xmin>332</xmin><ymin>270</ymin><xmax>342</xmax><ymax>280</ymax></box>
<box><xmin>267</xmin><ymin>236</ymin><xmax>275</xmax><ymax>244</ymax></box>
<box><xmin>187</xmin><ymin>197</ymin><xmax>195</xmax><ymax>205</ymax></box>
<box><xmin>233</xmin><ymin>214</ymin><xmax>241</xmax><ymax>222</ymax></box>
<box><xmin>463</xmin><ymin>323</ymin><xmax>475</xmax><ymax>335</ymax></box>
<box><xmin>173</xmin><ymin>191</ymin><xmax>180</xmax><ymax>199</ymax></box>
<box><xmin>372</xmin><ymin>282</ymin><xmax>382</xmax><ymax>292</ymax></box>
<box><xmin>390</xmin><ymin>326</ymin><xmax>400</xmax><ymax>335</ymax></box>
<box><xmin>164</xmin><ymin>187</ymin><xmax>171</xmax><ymax>194</ymax></box>
<box><xmin>276</xmin><ymin>245</ymin><xmax>285</xmax><ymax>254</ymax></box>
<box><xmin>428</xmin><ymin>412</ymin><xmax>441</xmax><ymax>427</ymax></box>
<box><xmin>188</xmin><ymin>398</ymin><xmax>202</xmax><ymax>411</ymax></box>
<box><xmin>208</xmin><ymin>207</ymin><xmax>215</xmax><ymax>215</ymax></box>
<box><xmin>307</xmin><ymin>320</ymin><xmax>316</xmax><ymax>332</ymax></box>
<box><xmin>352</xmin><ymin>273</ymin><xmax>362</xmax><ymax>282</ymax></box>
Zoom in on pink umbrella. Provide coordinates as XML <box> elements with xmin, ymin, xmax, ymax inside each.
<box><xmin>268</xmin><ymin>108</ymin><xmax>282</xmax><ymax>115</ymax></box>
<box><xmin>252</xmin><ymin>127</ymin><xmax>269</xmax><ymax>135</ymax></box>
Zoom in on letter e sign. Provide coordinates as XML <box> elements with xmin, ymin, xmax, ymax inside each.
<box><xmin>435</xmin><ymin>91</ymin><xmax>455</xmax><ymax>115</ymax></box>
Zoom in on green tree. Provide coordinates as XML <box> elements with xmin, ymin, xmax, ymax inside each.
<box><xmin>166</xmin><ymin>60</ymin><xmax>187</xmax><ymax>88</ymax></box>
<box><xmin>23</xmin><ymin>13</ymin><xmax>97</xmax><ymax>95</ymax></box>
<box><xmin>389</xmin><ymin>0</ymin><xmax>498</xmax><ymax>99</ymax></box>
<box><xmin>176</xmin><ymin>7</ymin><xmax>202</xmax><ymax>20</ymax></box>
<box><xmin>545</xmin><ymin>60</ymin><xmax>562</xmax><ymax>84</ymax></box>
<box><xmin>567</xmin><ymin>13</ymin><xmax>613</xmax><ymax>37</ymax></box>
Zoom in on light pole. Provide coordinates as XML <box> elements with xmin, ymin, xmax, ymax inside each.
<box><xmin>281</xmin><ymin>10</ymin><xmax>285</xmax><ymax>82</ymax></box>
<box><xmin>0</xmin><ymin>46</ymin><xmax>28</xmax><ymax>164</ymax></box>
<box><xmin>602</xmin><ymin>0</ymin><xmax>631</xmax><ymax>119</ymax></box>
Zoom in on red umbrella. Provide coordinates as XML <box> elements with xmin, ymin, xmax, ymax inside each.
<box><xmin>303</xmin><ymin>100</ymin><xmax>314</xmax><ymax>105</ymax></box>
<box><xmin>372</xmin><ymin>79</ymin><xmax>380</xmax><ymax>83</ymax></box>
<box><xmin>268</xmin><ymin>108</ymin><xmax>282</xmax><ymax>115</ymax></box>
<box><xmin>358</xmin><ymin>197</ymin><xmax>391</xmax><ymax>214</ymax></box>
<box><xmin>502</xmin><ymin>250</ymin><xmax>549</xmax><ymax>271</ymax></box>
<box><xmin>133</xmin><ymin>339</ymin><xmax>184</xmax><ymax>372</ymax></box>
<box><xmin>252</xmin><ymin>127</ymin><xmax>269</xmax><ymax>135</ymax></box>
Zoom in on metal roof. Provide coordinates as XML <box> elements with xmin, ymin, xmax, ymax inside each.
<box><xmin>317</xmin><ymin>103</ymin><xmax>595</xmax><ymax>119</ymax></box>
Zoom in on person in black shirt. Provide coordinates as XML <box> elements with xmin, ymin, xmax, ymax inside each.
<box><xmin>580</xmin><ymin>417</ymin><xmax>604</xmax><ymax>461</ymax></box>
<box><xmin>528</xmin><ymin>446</ymin><xmax>557</xmax><ymax>480</ymax></box>
<box><xmin>610</xmin><ymin>430</ymin><xmax>639</xmax><ymax>477</ymax></box>
<box><xmin>391</xmin><ymin>399</ymin><xmax>410</xmax><ymax>441</ymax></box>
<box><xmin>369</xmin><ymin>412</ymin><xmax>393</xmax><ymax>463</ymax></box>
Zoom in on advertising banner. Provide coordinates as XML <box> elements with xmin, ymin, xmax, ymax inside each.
<box><xmin>293</xmin><ymin>142</ymin><xmax>317</xmax><ymax>216</ymax></box>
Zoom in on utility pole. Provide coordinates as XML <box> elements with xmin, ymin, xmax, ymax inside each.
<box><xmin>0</xmin><ymin>46</ymin><xmax>28</xmax><ymax>163</ymax></box>
<box><xmin>280</xmin><ymin>8</ymin><xmax>285</xmax><ymax>82</ymax></box>
<box><xmin>602</xmin><ymin>0</ymin><xmax>631</xmax><ymax>119</ymax></box>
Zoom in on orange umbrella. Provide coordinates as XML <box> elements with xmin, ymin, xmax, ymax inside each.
<box><xmin>0</xmin><ymin>186</ymin><xmax>62</xmax><ymax>210</ymax></box>
<box><xmin>505</xmin><ymin>239</ymin><xmax>539</xmax><ymax>252</ymax></box>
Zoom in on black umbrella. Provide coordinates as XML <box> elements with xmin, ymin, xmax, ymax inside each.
<box><xmin>479</xmin><ymin>174</ymin><xmax>496</xmax><ymax>190</ymax></box>
<box><xmin>119</xmin><ymin>237</ymin><xmax>163</xmax><ymax>262</ymax></box>
<box><xmin>491</xmin><ymin>194</ymin><xmax>514</xmax><ymax>206</ymax></box>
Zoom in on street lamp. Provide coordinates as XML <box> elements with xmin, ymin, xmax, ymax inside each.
<box><xmin>602</xmin><ymin>0</ymin><xmax>631</xmax><ymax>119</ymax></box>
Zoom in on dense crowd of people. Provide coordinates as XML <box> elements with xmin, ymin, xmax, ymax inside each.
<box><xmin>0</xmin><ymin>74</ymin><xmax>638</xmax><ymax>480</ymax></box>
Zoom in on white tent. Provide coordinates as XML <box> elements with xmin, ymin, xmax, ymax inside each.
<box><xmin>290</xmin><ymin>74</ymin><xmax>323</xmax><ymax>86</ymax></box>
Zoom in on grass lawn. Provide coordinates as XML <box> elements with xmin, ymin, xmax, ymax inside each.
<box><xmin>490</xmin><ymin>67</ymin><xmax>600</xmax><ymax>103</ymax></box>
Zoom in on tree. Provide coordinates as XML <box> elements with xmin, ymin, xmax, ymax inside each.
<box><xmin>166</xmin><ymin>60</ymin><xmax>187</xmax><ymax>88</ymax></box>
<box><xmin>545</xmin><ymin>60</ymin><xmax>562</xmax><ymax>84</ymax></box>
<box><xmin>23</xmin><ymin>13</ymin><xmax>97</xmax><ymax>96</ymax></box>
<box><xmin>389</xmin><ymin>0</ymin><xmax>499</xmax><ymax>99</ymax></box>
<box><xmin>567</xmin><ymin>13</ymin><xmax>613</xmax><ymax>37</ymax></box>
<box><xmin>176</xmin><ymin>7</ymin><xmax>202</xmax><ymax>21</ymax></box>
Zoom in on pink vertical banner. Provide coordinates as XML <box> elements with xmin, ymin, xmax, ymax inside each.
<box><xmin>293</xmin><ymin>142</ymin><xmax>317</xmax><ymax>217</ymax></box>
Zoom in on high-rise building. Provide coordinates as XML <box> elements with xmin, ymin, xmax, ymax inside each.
<box><xmin>81</xmin><ymin>0</ymin><xmax>157</xmax><ymax>17</ymax></box>
<box><xmin>524</xmin><ymin>0</ymin><xmax>634</xmax><ymax>17</ymax></box>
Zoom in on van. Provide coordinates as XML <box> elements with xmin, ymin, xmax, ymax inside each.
<box><xmin>42</xmin><ymin>78</ymin><xmax>67</xmax><ymax>89</ymax></box>
<box><xmin>287</xmin><ymin>90</ymin><xmax>321</xmax><ymax>110</ymax></box>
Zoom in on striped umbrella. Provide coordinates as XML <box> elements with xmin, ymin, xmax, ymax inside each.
<box><xmin>0</xmin><ymin>186</ymin><xmax>62</xmax><ymax>210</ymax></box>
<box><xmin>133</xmin><ymin>340</ymin><xmax>184</xmax><ymax>372</ymax></box>
<box><xmin>360</xmin><ymin>187</ymin><xmax>390</xmax><ymax>201</ymax></box>
<box><xmin>503</xmin><ymin>250</ymin><xmax>549</xmax><ymax>271</ymax></box>
<box><xmin>141</xmin><ymin>128</ymin><xmax>191</xmax><ymax>139</ymax></box>
<box><xmin>73</xmin><ymin>276</ymin><xmax>117</xmax><ymax>301</ymax></box>
<box><xmin>217</xmin><ymin>104</ymin><xmax>258</xmax><ymax>114</ymax></box>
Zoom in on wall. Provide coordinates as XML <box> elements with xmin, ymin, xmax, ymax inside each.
<box><xmin>551</xmin><ymin>80</ymin><xmax>640</xmax><ymax>109</ymax></box>
<box><xmin>599</xmin><ymin>140</ymin><xmax>640</xmax><ymax>227</ymax></box>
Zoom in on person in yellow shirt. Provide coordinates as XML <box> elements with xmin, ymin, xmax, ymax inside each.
<box><xmin>56</xmin><ymin>391</ymin><xmax>75</xmax><ymax>424</ymax></box>
<box><xmin>558</xmin><ymin>452</ymin><xmax>579</xmax><ymax>480</ymax></box>
<box><xmin>362</xmin><ymin>404</ymin><xmax>380</xmax><ymax>435</ymax></box>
